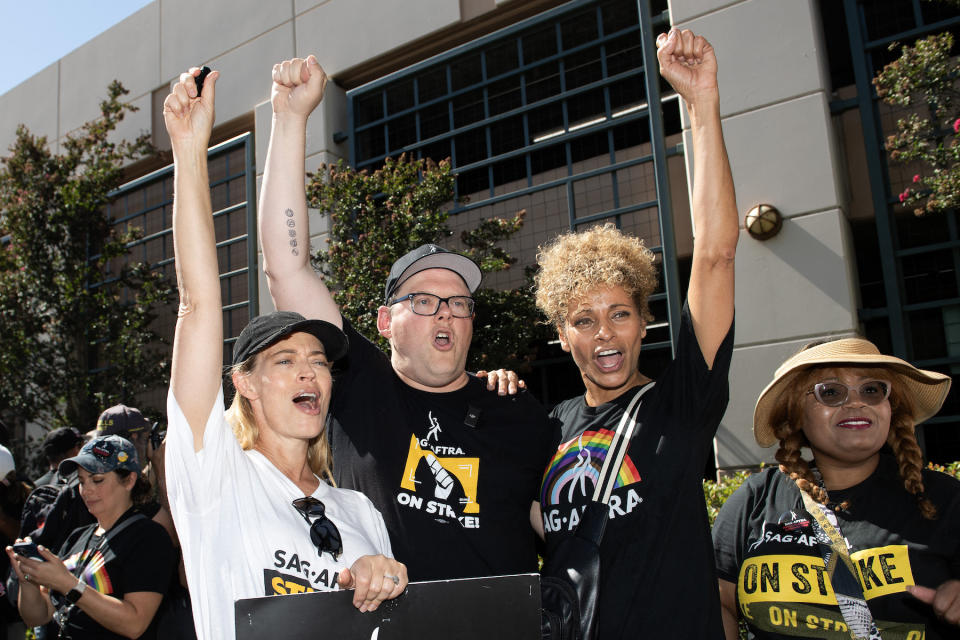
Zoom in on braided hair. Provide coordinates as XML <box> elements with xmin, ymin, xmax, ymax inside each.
<box><xmin>770</xmin><ymin>365</ymin><xmax>937</xmax><ymax>519</ymax></box>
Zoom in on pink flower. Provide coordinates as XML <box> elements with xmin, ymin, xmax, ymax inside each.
<box><xmin>913</xmin><ymin>174</ymin><xmax>921</xmax><ymax>183</ymax></box>
<box><xmin>954</xmin><ymin>118</ymin><xmax>960</xmax><ymax>133</ymax></box>
<box><xmin>899</xmin><ymin>189</ymin><xmax>910</xmax><ymax>203</ymax></box>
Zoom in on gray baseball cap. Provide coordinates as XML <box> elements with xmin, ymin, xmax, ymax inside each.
<box><xmin>384</xmin><ymin>244</ymin><xmax>481</xmax><ymax>304</ymax></box>
<box><xmin>59</xmin><ymin>435</ymin><xmax>140</xmax><ymax>476</ymax></box>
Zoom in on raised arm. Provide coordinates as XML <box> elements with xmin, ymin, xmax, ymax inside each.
<box><xmin>259</xmin><ymin>56</ymin><xmax>342</xmax><ymax>327</ymax></box>
<box><xmin>165</xmin><ymin>68</ymin><xmax>224</xmax><ymax>450</ymax></box>
<box><xmin>656</xmin><ymin>29</ymin><xmax>738</xmax><ymax>367</ymax></box>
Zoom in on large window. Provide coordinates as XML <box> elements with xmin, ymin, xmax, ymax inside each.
<box><xmin>103</xmin><ymin>133</ymin><xmax>258</xmax><ymax>412</ymax></box>
<box><xmin>823</xmin><ymin>0</ymin><xmax>960</xmax><ymax>462</ymax></box>
<box><xmin>347</xmin><ymin>0</ymin><xmax>683</xmax><ymax>404</ymax></box>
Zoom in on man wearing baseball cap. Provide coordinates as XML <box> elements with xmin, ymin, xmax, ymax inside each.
<box><xmin>96</xmin><ymin>404</ymin><xmax>152</xmax><ymax>462</ymax></box>
<box><xmin>258</xmin><ymin>56</ymin><xmax>555</xmax><ymax>582</ymax></box>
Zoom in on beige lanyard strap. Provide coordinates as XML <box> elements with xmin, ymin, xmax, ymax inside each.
<box><xmin>800</xmin><ymin>490</ymin><xmax>881</xmax><ymax>640</ymax></box>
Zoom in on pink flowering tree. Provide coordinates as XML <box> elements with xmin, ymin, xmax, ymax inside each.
<box><xmin>875</xmin><ymin>31</ymin><xmax>960</xmax><ymax>215</ymax></box>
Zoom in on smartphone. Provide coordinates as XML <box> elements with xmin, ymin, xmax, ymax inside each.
<box><xmin>149</xmin><ymin>421</ymin><xmax>166</xmax><ymax>451</ymax></box>
<box><xmin>12</xmin><ymin>541</ymin><xmax>44</xmax><ymax>562</ymax></box>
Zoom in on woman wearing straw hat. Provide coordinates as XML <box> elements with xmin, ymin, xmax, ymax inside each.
<box><xmin>712</xmin><ymin>338</ymin><xmax>960</xmax><ymax>639</ymax></box>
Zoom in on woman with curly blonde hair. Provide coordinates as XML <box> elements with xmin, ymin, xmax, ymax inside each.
<box><xmin>712</xmin><ymin>338</ymin><xmax>960</xmax><ymax>638</ymax></box>
<box><xmin>534</xmin><ymin>28</ymin><xmax>738</xmax><ymax>640</ymax></box>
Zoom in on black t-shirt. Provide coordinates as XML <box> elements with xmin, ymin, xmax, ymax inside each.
<box><xmin>52</xmin><ymin>510</ymin><xmax>176</xmax><ymax>640</ymax></box>
<box><xmin>329</xmin><ymin>318</ymin><xmax>557</xmax><ymax>581</ymax></box>
<box><xmin>712</xmin><ymin>456</ymin><xmax>960</xmax><ymax>639</ymax></box>
<box><xmin>540</xmin><ymin>303</ymin><xmax>733</xmax><ymax>639</ymax></box>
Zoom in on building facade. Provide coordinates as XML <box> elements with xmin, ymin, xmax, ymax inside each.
<box><xmin>2</xmin><ymin>0</ymin><xmax>958</xmax><ymax>472</ymax></box>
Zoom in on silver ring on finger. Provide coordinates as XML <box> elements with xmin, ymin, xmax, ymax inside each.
<box><xmin>22</xmin><ymin>574</ymin><xmax>29</xmax><ymax>582</ymax></box>
<box><xmin>385</xmin><ymin>574</ymin><xmax>400</xmax><ymax>586</ymax></box>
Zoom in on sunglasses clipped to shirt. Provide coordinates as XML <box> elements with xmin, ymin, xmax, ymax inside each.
<box><xmin>292</xmin><ymin>497</ymin><xmax>343</xmax><ymax>562</ymax></box>
<box><xmin>806</xmin><ymin>380</ymin><xmax>891</xmax><ymax>407</ymax></box>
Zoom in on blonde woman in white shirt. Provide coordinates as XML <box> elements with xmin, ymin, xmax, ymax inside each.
<box><xmin>162</xmin><ymin>66</ymin><xmax>407</xmax><ymax>640</ymax></box>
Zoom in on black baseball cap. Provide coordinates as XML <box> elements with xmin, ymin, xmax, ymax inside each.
<box><xmin>384</xmin><ymin>244</ymin><xmax>482</xmax><ymax>304</ymax></box>
<box><xmin>41</xmin><ymin>427</ymin><xmax>84</xmax><ymax>457</ymax></box>
<box><xmin>97</xmin><ymin>405</ymin><xmax>150</xmax><ymax>437</ymax></box>
<box><xmin>59</xmin><ymin>435</ymin><xmax>141</xmax><ymax>476</ymax></box>
<box><xmin>232</xmin><ymin>311</ymin><xmax>349</xmax><ymax>365</ymax></box>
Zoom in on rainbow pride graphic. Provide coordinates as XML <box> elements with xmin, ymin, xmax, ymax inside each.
<box><xmin>64</xmin><ymin>548</ymin><xmax>114</xmax><ymax>595</ymax></box>
<box><xmin>540</xmin><ymin>428</ymin><xmax>641</xmax><ymax>505</ymax></box>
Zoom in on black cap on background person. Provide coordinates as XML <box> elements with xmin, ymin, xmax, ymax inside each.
<box><xmin>96</xmin><ymin>405</ymin><xmax>151</xmax><ymax>437</ymax></box>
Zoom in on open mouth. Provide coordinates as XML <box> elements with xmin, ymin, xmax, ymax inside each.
<box><xmin>836</xmin><ymin>418</ymin><xmax>872</xmax><ymax>430</ymax></box>
<box><xmin>292</xmin><ymin>391</ymin><xmax>321</xmax><ymax>415</ymax></box>
<box><xmin>434</xmin><ymin>331</ymin><xmax>452</xmax><ymax>349</ymax></box>
<box><xmin>595</xmin><ymin>348</ymin><xmax>623</xmax><ymax>372</ymax></box>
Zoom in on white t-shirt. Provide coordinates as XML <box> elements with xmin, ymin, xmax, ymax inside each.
<box><xmin>166</xmin><ymin>387</ymin><xmax>393</xmax><ymax>640</ymax></box>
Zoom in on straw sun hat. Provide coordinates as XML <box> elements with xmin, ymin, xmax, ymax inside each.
<box><xmin>753</xmin><ymin>338</ymin><xmax>952</xmax><ymax>448</ymax></box>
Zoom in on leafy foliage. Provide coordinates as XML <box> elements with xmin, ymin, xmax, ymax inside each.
<box><xmin>0</xmin><ymin>81</ymin><xmax>172</xmax><ymax>442</ymax></box>
<box><xmin>307</xmin><ymin>155</ymin><xmax>454</xmax><ymax>344</ymax></box>
<box><xmin>874</xmin><ymin>31</ymin><xmax>960</xmax><ymax>215</ymax></box>
<box><xmin>703</xmin><ymin>461</ymin><xmax>960</xmax><ymax>528</ymax></box>
<box><xmin>306</xmin><ymin>154</ymin><xmax>550</xmax><ymax>371</ymax></box>
<box><xmin>702</xmin><ymin>468</ymin><xmax>755</xmax><ymax>527</ymax></box>
<box><xmin>927</xmin><ymin>459</ymin><xmax>960</xmax><ymax>477</ymax></box>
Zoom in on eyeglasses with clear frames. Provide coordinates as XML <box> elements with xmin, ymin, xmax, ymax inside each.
<box><xmin>389</xmin><ymin>292</ymin><xmax>475</xmax><ymax>318</ymax></box>
<box><xmin>806</xmin><ymin>380</ymin><xmax>891</xmax><ymax>407</ymax></box>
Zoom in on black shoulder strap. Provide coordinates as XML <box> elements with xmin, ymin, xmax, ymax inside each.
<box><xmin>103</xmin><ymin>512</ymin><xmax>147</xmax><ymax>543</ymax></box>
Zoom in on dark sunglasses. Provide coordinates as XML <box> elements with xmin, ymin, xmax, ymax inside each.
<box><xmin>806</xmin><ymin>380</ymin><xmax>891</xmax><ymax>407</ymax></box>
<box><xmin>292</xmin><ymin>497</ymin><xmax>343</xmax><ymax>561</ymax></box>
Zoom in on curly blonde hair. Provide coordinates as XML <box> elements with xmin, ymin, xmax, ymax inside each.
<box><xmin>534</xmin><ymin>224</ymin><xmax>658</xmax><ymax>327</ymax></box>
<box><xmin>226</xmin><ymin>356</ymin><xmax>335</xmax><ymax>485</ymax></box>
<box><xmin>771</xmin><ymin>365</ymin><xmax>936</xmax><ymax>519</ymax></box>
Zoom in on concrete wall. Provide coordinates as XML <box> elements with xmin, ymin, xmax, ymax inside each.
<box><xmin>0</xmin><ymin>0</ymin><xmax>503</xmax><ymax>154</ymax></box>
<box><xmin>670</xmin><ymin>0</ymin><xmax>860</xmax><ymax>469</ymax></box>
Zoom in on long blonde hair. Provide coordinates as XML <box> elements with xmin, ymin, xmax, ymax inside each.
<box><xmin>225</xmin><ymin>355</ymin><xmax>335</xmax><ymax>485</ymax></box>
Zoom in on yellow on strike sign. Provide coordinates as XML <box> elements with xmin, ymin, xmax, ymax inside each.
<box><xmin>738</xmin><ymin>546</ymin><xmax>914</xmax><ymax>606</ymax></box>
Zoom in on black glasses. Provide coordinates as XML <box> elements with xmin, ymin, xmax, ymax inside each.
<box><xmin>806</xmin><ymin>380</ymin><xmax>891</xmax><ymax>407</ymax></box>
<box><xmin>292</xmin><ymin>497</ymin><xmax>343</xmax><ymax>561</ymax></box>
<box><xmin>389</xmin><ymin>292</ymin><xmax>475</xmax><ymax>318</ymax></box>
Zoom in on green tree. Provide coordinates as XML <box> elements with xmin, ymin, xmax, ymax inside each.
<box><xmin>874</xmin><ymin>28</ymin><xmax>960</xmax><ymax>215</ymax></box>
<box><xmin>306</xmin><ymin>154</ymin><xmax>551</xmax><ymax>372</ymax></box>
<box><xmin>0</xmin><ymin>81</ymin><xmax>172</xmax><ymax>446</ymax></box>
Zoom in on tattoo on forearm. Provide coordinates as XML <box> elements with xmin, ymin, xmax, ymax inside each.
<box><xmin>284</xmin><ymin>208</ymin><xmax>299</xmax><ymax>256</ymax></box>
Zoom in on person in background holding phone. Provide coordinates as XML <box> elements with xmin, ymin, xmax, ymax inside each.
<box><xmin>5</xmin><ymin>435</ymin><xmax>176</xmax><ymax>639</ymax></box>
<box><xmin>27</xmin><ymin>405</ymin><xmax>175</xmax><ymax>566</ymax></box>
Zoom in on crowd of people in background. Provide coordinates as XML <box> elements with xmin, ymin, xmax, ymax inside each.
<box><xmin>0</xmin><ymin>26</ymin><xmax>956</xmax><ymax>640</ymax></box>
